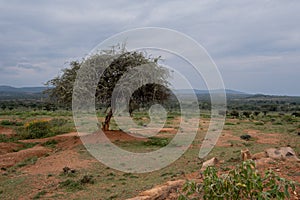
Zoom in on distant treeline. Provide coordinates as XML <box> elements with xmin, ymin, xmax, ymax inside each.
<box><xmin>0</xmin><ymin>93</ymin><xmax>299</xmax><ymax>113</ymax></box>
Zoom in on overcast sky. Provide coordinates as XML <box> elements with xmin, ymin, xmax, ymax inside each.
<box><xmin>0</xmin><ymin>0</ymin><xmax>299</xmax><ymax>95</ymax></box>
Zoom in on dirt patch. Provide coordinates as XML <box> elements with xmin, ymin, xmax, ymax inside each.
<box><xmin>0</xmin><ymin>126</ymin><xmax>15</xmax><ymax>137</ymax></box>
<box><xmin>0</xmin><ymin>145</ymin><xmax>51</xmax><ymax>168</ymax></box>
<box><xmin>216</xmin><ymin>130</ymin><xmax>241</xmax><ymax>147</ymax></box>
<box><xmin>216</xmin><ymin>129</ymin><xmax>282</xmax><ymax>147</ymax></box>
<box><xmin>245</xmin><ymin>129</ymin><xmax>281</xmax><ymax>144</ymax></box>
<box><xmin>0</xmin><ymin>142</ymin><xmax>23</xmax><ymax>155</ymax></box>
<box><xmin>22</xmin><ymin>149</ymin><xmax>97</xmax><ymax>175</ymax></box>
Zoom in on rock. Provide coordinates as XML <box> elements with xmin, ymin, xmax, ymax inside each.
<box><xmin>201</xmin><ymin>157</ymin><xmax>218</xmax><ymax>171</ymax></box>
<box><xmin>266</xmin><ymin>147</ymin><xmax>300</xmax><ymax>161</ymax></box>
<box><xmin>241</xmin><ymin>149</ymin><xmax>251</xmax><ymax>161</ymax></box>
<box><xmin>251</xmin><ymin>151</ymin><xmax>268</xmax><ymax>160</ymax></box>
<box><xmin>126</xmin><ymin>180</ymin><xmax>185</xmax><ymax>200</ymax></box>
<box><xmin>240</xmin><ymin>134</ymin><xmax>251</xmax><ymax>141</ymax></box>
<box><xmin>63</xmin><ymin>166</ymin><xmax>76</xmax><ymax>174</ymax></box>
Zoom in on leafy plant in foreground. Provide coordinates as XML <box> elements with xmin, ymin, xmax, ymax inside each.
<box><xmin>179</xmin><ymin>160</ymin><xmax>296</xmax><ymax>200</ymax></box>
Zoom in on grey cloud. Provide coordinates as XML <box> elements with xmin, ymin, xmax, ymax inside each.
<box><xmin>0</xmin><ymin>0</ymin><xmax>299</xmax><ymax>95</ymax></box>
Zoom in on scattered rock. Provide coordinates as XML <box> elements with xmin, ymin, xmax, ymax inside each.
<box><xmin>240</xmin><ymin>134</ymin><xmax>251</xmax><ymax>141</ymax></box>
<box><xmin>126</xmin><ymin>180</ymin><xmax>185</xmax><ymax>200</ymax></box>
<box><xmin>63</xmin><ymin>166</ymin><xmax>76</xmax><ymax>174</ymax></box>
<box><xmin>266</xmin><ymin>147</ymin><xmax>300</xmax><ymax>161</ymax></box>
<box><xmin>201</xmin><ymin>157</ymin><xmax>218</xmax><ymax>171</ymax></box>
<box><xmin>80</xmin><ymin>175</ymin><xmax>94</xmax><ymax>184</ymax></box>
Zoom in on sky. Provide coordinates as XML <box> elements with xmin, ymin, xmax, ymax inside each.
<box><xmin>0</xmin><ymin>0</ymin><xmax>299</xmax><ymax>96</ymax></box>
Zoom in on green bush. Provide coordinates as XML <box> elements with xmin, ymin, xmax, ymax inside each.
<box><xmin>0</xmin><ymin>134</ymin><xmax>16</xmax><ymax>143</ymax></box>
<box><xmin>0</xmin><ymin>120</ymin><xmax>23</xmax><ymax>126</ymax></box>
<box><xmin>59</xmin><ymin>175</ymin><xmax>95</xmax><ymax>191</ymax></box>
<box><xmin>179</xmin><ymin>160</ymin><xmax>296</xmax><ymax>200</ymax></box>
<box><xmin>254</xmin><ymin>121</ymin><xmax>264</xmax><ymax>126</ymax></box>
<box><xmin>15</xmin><ymin>156</ymin><xmax>38</xmax><ymax>168</ymax></box>
<box><xmin>49</xmin><ymin>118</ymin><xmax>68</xmax><ymax>126</ymax></box>
<box><xmin>59</xmin><ymin>179</ymin><xmax>83</xmax><ymax>191</ymax></box>
<box><xmin>42</xmin><ymin>139</ymin><xmax>58</xmax><ymax>148</ymax></box>
<box><xmin>21</xmin><ymin>120</ymin><xmax>52</xmax><ymax>139</ymax></box>
<box><xmin>143</xmin><ymin>137</ymin><xmax>169</xmax><ymax>147</ymax></box>
<box><xmin>16</xmin><ymin>118</ymin><xmax>74</xmax><ymax>139</ymax></box>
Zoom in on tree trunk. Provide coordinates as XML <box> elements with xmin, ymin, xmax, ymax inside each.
<box><xmin>102</xmin><ymin>108</ymin><xmax>112</xmax><ymax>131</ymax></box>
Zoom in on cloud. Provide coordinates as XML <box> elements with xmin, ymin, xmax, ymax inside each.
<box><xmin>0</xmin><ymin>0</ymin><xmax>299</xmax><ymax>95</ymax></box>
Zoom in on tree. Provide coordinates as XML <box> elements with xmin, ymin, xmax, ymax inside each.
<box><xmin>45</xmin><ymin>46</ymin><xmax>171</xmax><ymax>131</ymax></box>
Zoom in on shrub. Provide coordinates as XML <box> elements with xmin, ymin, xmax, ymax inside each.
<box><xmin>179</xmin><ymin>160</ymin><xmax>296</xmax><ymax>200</ymax></box>
<box><xmin>42</xmin><ymin>139</ymin><xmax>58</xmax><ymax>148</ymax></box>
<box><xmin>0</xmin><ymin>120</ymin><xmax>23</xmax><ymax>126</ymax></box>
<box><xmin>15</xmin><ymin>156</ymin><xmax>38</xmax><ymax>168</ymax></box>
<box><xmin>0</xmin><ymin>134</ymin><xmax>16</xmax><ymax>143</ymax></box>
<box><xmin>59</xmin><ymin>179</ymin><xmax>83</xmax><ymax>191</ymax></box>
<box><xmin>59</xmin><ymin>175</ymin><xmax>94</xmax><ymax>191</ymax></box>
<box><xmin>49</xmin><ymin>118</ymin><xmax>68</xmax><ymax>126</ymax></box>
<box><xmin>254</xmin><ymin>121</ymin><xmax>264</xmax><ymax>125</ymax></box>
<box><xmin>143</xmin><ymin>137</ymin><xmax>169</xmax><ymax>147</ymax></box>
<box><xmin>19</xmin><ymin>120</ymin><xmax>52</xmax><ymax>139</ymax></box>
<box><xmin>17</xmin><ymin>118</ymin><xmax>74</xmax><ymax>139</ymax></box>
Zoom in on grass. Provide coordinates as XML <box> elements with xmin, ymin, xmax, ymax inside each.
<box><xmin>13</xmin><ymin>142</ymin><xmax>39</xmax><ymax>152</ymax></box>
<box><xmin>0</xmin><ymin>134</ymin><xmax>17</xmax><ymax>143</ymax></box>
<box><xmin>42</xmin><ymin>139</ymin><xmax>58</xmax><ymax>148</ymax></box>
<box><xmin>33</xmin><ymin>190</ymin><xmax>47</xmax><ymax>199</ymax></box>
<box><xmin>15</xmin><ymin>118</ymin><xmax>74</xmax><ymax>139</ymax></box>
<box><xmin>0</xmin><ymin>120</ymin><xmax>23</xmax><ymax>126</ymax></box>
<box><xmin>143</xmin><ymin>137</ymin><xmax>170</xmax><ymax>147</ymax></box>
<box><xmin>0</xmin><ymin>110</ymin><xmax>299</xmax><ymax>199</ymax></box>
<box><xmin>59</xmin><ymin>175</ymin><xmax>95</xmax><ymax>192</ymax></box>
<box><xmin>14</xmin><ymin>156</ymin><xmax>38</xmax><ymax>168</ymax></box>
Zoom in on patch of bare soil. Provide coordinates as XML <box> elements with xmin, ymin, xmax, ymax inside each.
<box><xmin>216</xmin><ymin>129</ymin><xmax>282</xmax><ymax>147</ymax></box>
<box><xmin>216</xmin><ymin>130</ymin><xmax>241</xmax><ymax>147</ymax></box>
<box><xmin>22</xmin><ymin>148</ymin><xmax>96</xmax><ymax>175</ymax></box>
<box><xmin>6</xmin><ymin>130</ymin><xmax>149</xmax><ymax>175</ymax></box>
<box><xmin>0</xmin><ymin>126</ymin><xmax>15</xmax><ymax>137</ymax></box>
<box><xmin>0</xmin><ymin>142</ymin><xmax>23</xmax><ymax>154</ymax></box>
<box><xmin>245</xmin><ymin>129</ymin><xmax>281</xmax><ymax>144</ymax></box>
<box><xmin>0</xmin><ymin>145</ymin><xmax>51</xmax><ymax>168</ymax></box>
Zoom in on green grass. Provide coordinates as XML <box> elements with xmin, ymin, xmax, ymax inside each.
<box><xmin>41</xmin><ymin>139</ymin><xmax>58</xmax><ymax>148</ymax></box>
<box><xmin>0</xmin><ymin>110</ymin><xmax>299</xmax><ymax>199</ymax></box>
<box><xmin>33</xmin><ymin>190</ymin><xmax>47</xmax><ymax>199</ymax></box>
<box><xmin>15</xmin><ymin>118</ymin><xmax>74</xmax><ymax>139</ymax></box>
<box><xmin>14</xmin><ymin>156</ymin><xmax>38</xmax><ymax>168</ymax></box>
<box><xmin>13</xmin><ymin>142</ymin><xmax>39</xmax><ymax>152</ymax></box>
<box><xmin>0</xmin><ymin>120</ymin><xmax>23</xmax><ymax>126</ymax></box>
<box><xmin>0</xmin><ymin>134</ymin><xmax>17</xmax><ymax>143</ymax></box>
<box><xmin>143</xmin><ymin>137</ymin><xmax>170</xmax><ymax>147</ymax></box>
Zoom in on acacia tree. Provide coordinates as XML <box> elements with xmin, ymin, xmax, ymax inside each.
<box><xmin>45</xmin><ymin>47</ymin><xmax>171</xmax><ymax>131</ymax></box>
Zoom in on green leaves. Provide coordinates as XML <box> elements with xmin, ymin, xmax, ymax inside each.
<box><xmin>179</xmin><ymin>160</ymin><xmax>296</xmax><ymax>200</ymax></box>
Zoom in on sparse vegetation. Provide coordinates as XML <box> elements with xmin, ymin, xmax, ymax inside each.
<box><xmin>14</xmin><ymin>156</ymin><xmax>38</xmax><ymax>169</ymax></box>
<box><xmin>0</xmin><ymin>95</ymin><xmax>299</xmax><ymax>199</ymax></box>
<box><xmin>15</xmin><ymin>118</ymin><xmax>73</xmax><ymax>139</ymax></box>
<box><xmin>143</xmin><ymin>137</ymin><xmax>170</xmax><ymax>147</ymax></box>
<box><xmin>179</xmin><ymin>160</ymin><xmax>296</xmax><ymax>200</ymax></box>
<box><xmin>42</xmin><ymin>139</ymin><xmax>58</xmax><ymax>148</ymax></box>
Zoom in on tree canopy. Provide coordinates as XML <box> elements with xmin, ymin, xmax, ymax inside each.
<box><xmin>45</xmin><ymin>47</ymin><xmax>171</xmax><ymax>130</ymax></box>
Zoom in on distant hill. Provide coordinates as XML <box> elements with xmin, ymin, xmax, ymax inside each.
<box><xmin>0</xmin><ymin>85</ymin><xmax>47</xmax><ymax>93</ymax></box>
<box><xmin>175</xmin><ymin>89</ymin><xmax>249</xmax><ymax>95</ymax></box>
<box><xmin>0</xmin><ymin>85</ymin><xmax>48</xmax><ymax>100</ymax></box>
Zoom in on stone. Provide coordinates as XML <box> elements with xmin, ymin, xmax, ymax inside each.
<box><xmin>201</xmin><ymin>157</ymin><xmax>218</xmax><ymax>171</ymax></box>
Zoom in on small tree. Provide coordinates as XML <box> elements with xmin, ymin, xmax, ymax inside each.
<box><xmin>45</xmin><ymin>46</ymin><xmax>171</xmax><ymax>131</ymax></box>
